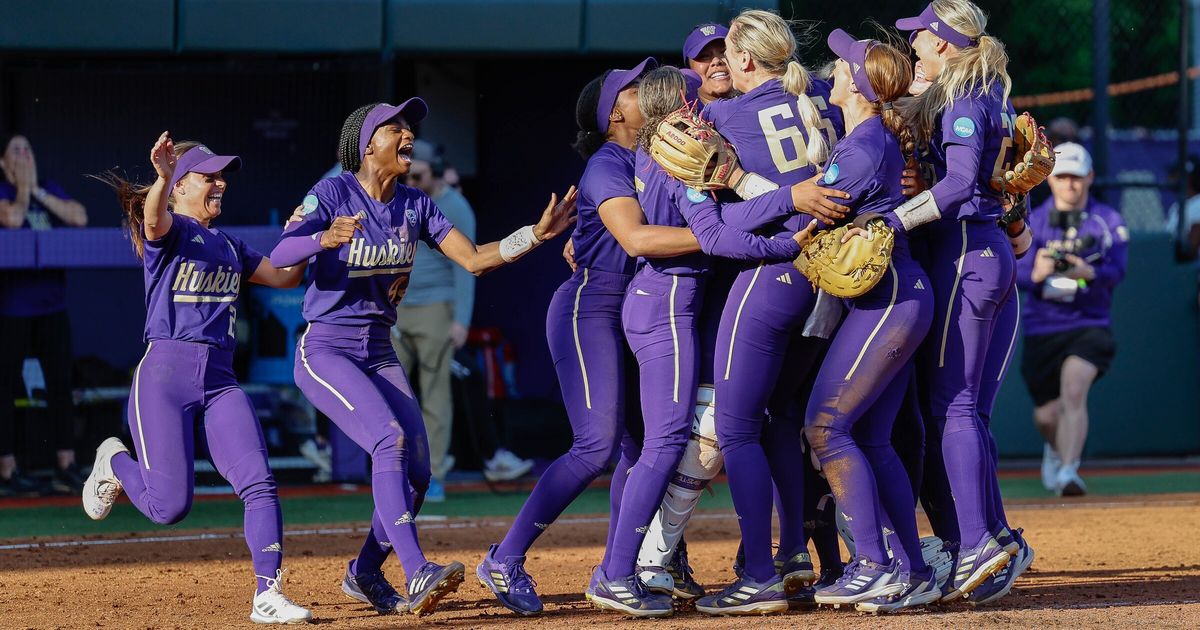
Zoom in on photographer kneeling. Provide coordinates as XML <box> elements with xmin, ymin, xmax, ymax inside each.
<box><xmin>1018</xmin><ymin>143</ymin><xmax>1128</xmax><ymax>497</ymax></box>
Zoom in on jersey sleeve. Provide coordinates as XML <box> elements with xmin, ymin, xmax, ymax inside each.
<box><xmin>270</xmin><ymin>182</ymin><xmax>335</xmax><ymax>267</ymax></box>
<box><xmin>583</xmin><ymin>152</ymin><xmax>637</xmax><ymax>208</ymax></box>
<box><xmin>142</xmin><ymin>215</ymin><xmax>184</xmax><ymax>275</ymax></box>
<box><xmin>420</xmin><ymin>194</ymin><xmax>454</xmax><ymax>247</ymax></box>
<box><xmin>673</xmin><ymin>180</ymin><xmax>801</xmax><ymax>261</ymax></box>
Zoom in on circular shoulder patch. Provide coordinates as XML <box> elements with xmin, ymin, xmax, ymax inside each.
<box><xmin>301</xmin><ymin>194</ymin><xmax>319</xmax><ymax>215</ymax></box>
<box><xmin>953</xmin><ymin>117</ymin><xmax>976</xmax><ymax>138</ymax></box>
<box><xmin>686</xmin><ymin>187</ymin><xmax>707</xmax><ymax>203</ymax></box>
<box><xmin>823</xmin><ymin>163</ymin><xmax>840</xmax><ymax>184</ymax></box>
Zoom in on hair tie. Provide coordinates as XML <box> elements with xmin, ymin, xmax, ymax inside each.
<box><xmin>882</xmin><ymin>102</ymin><xmax>895</xmax><ymax>111</ymax></box>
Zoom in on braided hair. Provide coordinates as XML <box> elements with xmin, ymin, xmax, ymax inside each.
<box><xmin>571</xmin><ymin>72</ymin><xmax>610</xmax><ymax>160</ymax></box>
<box><xmin>338</xmin><ymin>103</ymin><xmax>379</xmax><ymax>173</ymax></box>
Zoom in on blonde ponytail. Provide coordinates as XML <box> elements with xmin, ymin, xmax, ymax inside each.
<box><xmin>902</xmin><ymin>0</ymin><xmax>1011</xmax><ymax>144</ymax></box>
<box><xmin>783</xmin><ymin>61</ymin><xmax>829</xmax><ymax>166</ymax></box>
<box><xmin>731</xmin><ymin>9</ymin><xmax>830</xmax><ymax>166</ymax></box>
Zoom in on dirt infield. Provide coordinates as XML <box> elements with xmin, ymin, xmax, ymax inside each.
<box><xmin>4</xmin><ymin>494</ymin><xmax>1199</xmax><ymax>629</ymax></box>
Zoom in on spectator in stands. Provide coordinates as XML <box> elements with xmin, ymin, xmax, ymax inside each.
<box><xmin>0</xmin><ymin>134</ymin><xmax>88</xmax><ymax>496</ymax></box>
<box><xmin>1047</xmin><ymin>117</ymin><xmax>1080</xmax><ymax>147</ymax></box>
<box><xmin>393</xmin><ymin>141</ymin><xmax>531</xmax><ymax>501</ymax></box>
<box><xmin>1017</xmin><ymin>143</ymin><xmax>1128</xmax><ymax>497</ymax></box>
<box><xmin>1165</xmin><ymin>155</ymin><xmax>1200</xmax><ymax>260</ymax></box>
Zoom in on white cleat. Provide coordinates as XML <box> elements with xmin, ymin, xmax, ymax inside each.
<box><xmin>1056</xmin><ymin>464</ymin><xmax>1087</xmax><ymax>497</ymax></box>
<box><xmin>82</xmin><ymin>437</ymin><xmax>129</xmax><ymax>520</ymax></box>
<box><xmin>251</xmin><ymin>570</ymin><xmax>313</xmax><ymax>624</ymax></box>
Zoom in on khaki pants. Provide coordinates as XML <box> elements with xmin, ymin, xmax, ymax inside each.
<box><xmin>392</xmin><ymin>302</ymin><xmax>455</xmax><ymax>481</ymax></box>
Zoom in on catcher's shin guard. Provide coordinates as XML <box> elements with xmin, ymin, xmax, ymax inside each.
<box><xmin>637</xmin><ymin>385</ymin><xmax>722</xmax><ymax>568</ymax></box>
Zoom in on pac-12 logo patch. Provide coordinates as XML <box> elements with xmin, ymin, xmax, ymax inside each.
<box><xmin>405</xmin><ymin>207</ymin><xmax>418</xmax><ymax>225</ymax></box>
<box><xmin>953</xmin><ymin>117</ymin><xmax>976</xmax><ymax>138</ymax></box>
<box><xmin>823</xmin><ymin>163</ymin><xmax>840</xmax><ymax>184</ymax></box>
<box><xmin>300</xmin><ymin>194</ymin><xmax>319</xmax><ymax>215</ymax></box>
<box><xmin>686</xmin><ymin>187</ymin><xmax>707</xmax><ymax>203</ymax></box>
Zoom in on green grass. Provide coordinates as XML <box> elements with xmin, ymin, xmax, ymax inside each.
<box><xmin>4</xmin><ymin>471</ymin><xmax>1198</xmax><ymax>541</ymax></box>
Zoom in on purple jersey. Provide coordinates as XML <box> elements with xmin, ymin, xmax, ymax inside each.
<box><xmin>633</xmin><ymin>149</ymin><xmax>801</xmax><ymax>274</ymax></box>
<box><xmin>572</xmin><ymin>142</ymin><xmax>637</xmax><ymax>276</ymax></box>
<box><xmin>703</xmin><ymin>78</ymin><xmax>844</xmax><ymax>237</ymax></box>
<box><xmin>141</xmin><ymin>214</ymin><xmax>264</xmax><ymax>351</ymax></box>
<box><xmin>928</xmin><ymin>83</ymin><xmax>1016</xmax><ymax>222</ymax></box>
<box><xmin>1017</xmin><ymin>197</ymin><xmax>1128</xmax><ymax>336</ymax></box>
<box><xmin>271</xmin><ymin>172</ymin><xmax>453</xmax><ymax>327</ymax></box>
<box><xmin>0</xmin><ymin>179</ymin><xmax>71</xmax><ymax>317</ymax></box>
<box><xmin>819</xmin><ymin>117</ymin><xmax>912</xmax><ymax>256</ymax></box>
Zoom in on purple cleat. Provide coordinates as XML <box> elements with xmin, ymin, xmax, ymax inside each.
<box><xmin>476</xmin><ymin>544</ymin><xmax>543</xmax><ymax>616</ymax></box>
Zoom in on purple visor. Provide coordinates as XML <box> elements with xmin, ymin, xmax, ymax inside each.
<box><xmin>682</xmin><ymin>23</ymin><xmax>728</xmax><ymax>63</ymax></box>
<box><xmin>358</xmin><ymin>98</ymin><xmax>429</xmax><ymax>161</ymax></box>
<box><xmin>827</xmin><ymin>29</ymin><xmax>879</xmax><ymax>103</ymax></box>
<box><xmin>169</xmin><ymin>145</ymin><xmax>241</xmax><ymax>191</ymax></box>
<box><xmin>596</xmin><ymin>56</ymin><xmax>658</xmax><ymax>134</ymax></box>
<box><xmin>895</xmin><ymin>4</ymin><xmax>976</xmax><ymax>49</ymax></box>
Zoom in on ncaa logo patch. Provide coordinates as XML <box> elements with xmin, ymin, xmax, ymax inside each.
<box><xmin>686</xmin><ymin>187</ymin><xmax>707</xmax><ymax>203</ymax></box>
<box><xmin>300</xmin><ymin>194</ymin><xmax>319</xmax><ymax>215</ymax></box>
<box><xmin>953</xmin><ymin>117</ymin><xmax>976</xmax><ymax>138</ymax></box>
<box><xmin>823</xmin><ymin>163</ymin><xmax>840</xmax><ymax>184</ymax></box>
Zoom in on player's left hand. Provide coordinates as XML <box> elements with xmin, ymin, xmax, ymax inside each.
<box><xmin>841</xmin><ymin>226</ymin><xmax>871</xmax><ymax>243</ymax></box>
<box><xmin>533</xmin><ymin>185</ymin><xmax>578</xmax><ymax>241</ymax></box>
<box><xmin>793</xmin><ymin>218</ymin><xmax>819</xmax><ymax>248</ymax></box>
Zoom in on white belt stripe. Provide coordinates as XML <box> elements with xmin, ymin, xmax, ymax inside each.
<box><xmin>571</xmin><ymin>269</ymin><xmax>593</xmax><ymax>409</ymax></box>
<box><xmin>668</xmin><ymin>275</ymin><xmax>680</xmax><ymax>403</ymax></box>
<box><xmin>724</xmin><ymin>264</ymin><xmax>764</xmax><ymax>380</ymax></box>
<box><xmin>844</xmin><ymin>266</ymin><xmax>900</xmax><ymax>381</ymax></box>
<box><xmin>299</xmin><ymin>324</ymin><xmax>355</xmax><ymax>411</ymax></box>
<box><xmin>939</xmin><ymin>221</ymin><xmax>969</xmax><ymax>368</ymax></box>
<box><xmin>132</xmin><ymin>342</ymin><xmax>153</xmax><ymax>470</ymax></box>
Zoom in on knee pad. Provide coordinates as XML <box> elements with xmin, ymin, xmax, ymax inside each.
<box><xmin>637</xmin><ymin>386</ymin><xmax>723</xmax><ymax>568</ymax></box>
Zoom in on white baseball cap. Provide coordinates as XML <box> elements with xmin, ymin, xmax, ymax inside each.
<box><xmin>1051</xmin><ymin>142</ymin><xmax>1093</xmax><ymax>177</ymax></box>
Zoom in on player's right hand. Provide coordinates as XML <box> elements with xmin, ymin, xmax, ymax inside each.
<box><xmin>791</xmin><ymin>172</ymin><xmax>849</xmax><ymax>223</ymax></box>
<box><xmin>150</xmin><ymin>131</ymin><xmax>176</xmax><ymax>181</ymax></box>
<box><xmin>320</xmin><ymin>212</ymin><xmax>362</xmax><ymax>249</ymax></box>
<box><xmin>563</xmin><ymin>238</ymin><xmax>577</xmax><ymax>272</ymax></box>
<box><xmin>285</xmin><ymin>204</ymin><xmax>305</xmax><ymax>227</ymax></box>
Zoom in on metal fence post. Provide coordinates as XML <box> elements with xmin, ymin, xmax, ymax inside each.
<box><xmin>1180</xmin><ymin>0</ymin><xmax>1193</xmax><ymax>259</ymax></box>
<box><xmin>1093</xmin><ymin>0</ymin><xmax>1111</xmax><ymax>197</ymax></box>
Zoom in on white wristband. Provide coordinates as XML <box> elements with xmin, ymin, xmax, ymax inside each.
<box><xmin>499</xmin><ymin>225</ymin><xmax>541</xmax><ymax>262</ymax></box>
<box><xmin>1010</xmin><ymin>224</ymin><xmax>1033</xmax><ymax>257</ymax></box>
<box><xmin>733</xmin><ymin>172</ymin><xmax>779</xmax><ymax>200</ymax></box>
<box><xmin>893</xmin><ymin>190</ymin><xmax>942</xmax><ymax>231</ymax></box>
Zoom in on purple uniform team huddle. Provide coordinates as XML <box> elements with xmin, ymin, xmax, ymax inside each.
<box><xmin>76</xmin><ymin>0</ymin><xmax>1091</xmax><ymax>622</ymax></box>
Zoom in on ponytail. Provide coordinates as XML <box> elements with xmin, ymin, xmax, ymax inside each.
<box><xmin>905</xmin><ymin>0</ymin><xmax>1012</xmax><ymax>144</ymax></box>
<box><xmin>782</xmin><ymin>61</ymin><xmax>829</xmax><ymax>166</ymax></box>
<box><xmin>89</xmin><ymin>139</ymin><xmax>201</xmax><ymax>259</ymax></box>
<box><xmin>92</xmin><ymin>171</ymin><xmax>153</xmax><ymax>259</ymax></box>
